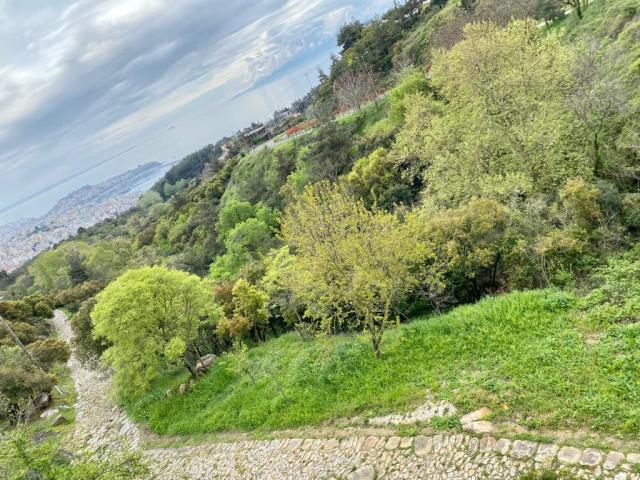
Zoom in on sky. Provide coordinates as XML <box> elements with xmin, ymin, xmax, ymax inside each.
<box><xmin>0</xmin><ymin>0</ymin><xmax>395</xmax><ymax>224</ymax></box>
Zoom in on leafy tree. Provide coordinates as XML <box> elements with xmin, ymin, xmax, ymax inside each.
<box><xmin>425</xmin><ymin>197</ymin><xmax>518</xmax><ymax>301</ymax></box>
<box><xmin>70</xmin><ymin>297</ymin><xmax>109</xmax><ymax>364</ymax></box>
<box><xmin>0</xmin><ymin>429</ymin><xmax>148</xmax><ymax>479</ymax></box>
<box><xmin>304</xmin><ymin>122</ymin><xmax>356</xmax><ymax>183</ymax></box>
<box><xmin>27</xmin><ymin>339</ymin><xmax>70</xmax><ymax>369</ymax></box>
<box><xmin>337</xmin><ymin>20</ymin><xmax>364</xmax><ymax>51</ymax></box>
<box><xmin>350</xmin><ymin>146</ymin><xmax>418</xmax><ymax>209</ymax></box>
<box><xmin>91</xmin><ymin>266</ymin><xmax>224</xmax><ymax>396</ymax></box>
<box><xmin>416</xmin><ymin>21</ymin><xmax>590</xmax><ymax>206</ymax></box>
<box><xmin>0</xmin><ymin>346</ymin><xmax>56</xmax><ymax>423</ymax></box>
<box><xmin>138</xmin><ymin>190</ymin><xmax>163</xmax><ymax>208</ymax></box>
<box><xmin>65</xmin><ymin>249</ymin><xmax>88</xmax><ymax>286</ymax></box>
<box><xmin>231</xmin><ymin>279</ymin><xmax>269</xmax><ymax>341</ymax></box>
<box><xmin>282</xmin><ymin>182</ymin><xmax>434</xmax><ymax>357</ymax></box>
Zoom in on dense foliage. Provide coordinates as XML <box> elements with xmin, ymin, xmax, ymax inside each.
<box><xmin>2</xmin><ymin>0</ymin><xmax>639</xmax><ymax>441</ymax></box>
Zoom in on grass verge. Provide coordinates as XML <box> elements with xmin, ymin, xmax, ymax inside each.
<box><xmin>122</xmin><ymin>289</ymin><xmax>640</xmax><ymax>437</ymax></box>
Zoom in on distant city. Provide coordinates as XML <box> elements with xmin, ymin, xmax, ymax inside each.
<box><xmin>0</xmin><ymin>162</ymin><xmax>167</xmax><ymax>272</ymax></box>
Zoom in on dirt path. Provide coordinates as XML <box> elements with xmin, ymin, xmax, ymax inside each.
<box><xmin>52</xmin><ymin>310</ymin><xmax>634</xmax><ymax>480</ymax></box>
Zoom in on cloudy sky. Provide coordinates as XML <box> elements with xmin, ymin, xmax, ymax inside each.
<box><xmin>0</xmin><ymin>0</ymin><xmax>394</xmax><ymax>224</ymax></box>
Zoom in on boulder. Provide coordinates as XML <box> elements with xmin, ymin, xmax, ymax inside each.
<box><xmin>462</xmin><ymin>420</ymin><xmax>494</xmax><ymax>434</ymax></box>
<box><xmin>40</xmin><ymin>408</ymin><xmax>59</xmax><ymax>420</ymax></box>
<box><xmin>51</xmin><ymin>414</ymin><xmax>70</xmax><ymax>427</ymax></box>
<box><xmin>196</xmin><ymin>354</ymin><xmax>217</xmax><ymax>374</ymax></box>
<box><xmin>461</xmin><ymin>407</ymin><xmax>491</xmax><ymax>425</ymax></box>
<box><xmin>33</xmin><ymin>392</ymin><xmax>52</xmax><ymax>410</ymax></box>
<box><xmin>179</xmin><ymin>383</ymin><xmax>189</xmax><ymax>395</ymax></box>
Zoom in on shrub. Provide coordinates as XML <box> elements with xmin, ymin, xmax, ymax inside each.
<box><xmin>27</xmin><ymin>339</ymin><xmax>70</xmax><ymax>369</ymax></box>
<box><xmin>579</xmin><ymin>245</ymin><xmax>640</xmax><ymax>324</ymax></box>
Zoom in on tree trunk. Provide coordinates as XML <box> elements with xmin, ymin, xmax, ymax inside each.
<box><xmin>184</xmin><ymin>359</ymin><xmax>197</xmax><ymax>379</ymax></box>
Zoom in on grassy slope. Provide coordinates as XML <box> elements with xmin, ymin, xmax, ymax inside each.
<box><xmin>123</xmin><ymin>289</ymin><xmax>640</xmax><ymax>436</ymax></box>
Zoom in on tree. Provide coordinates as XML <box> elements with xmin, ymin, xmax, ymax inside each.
<box><xmin>425</xmin><ymin>197</ymin><xmax>518</xmax><ymax>301</ymax></box>
<box><xmin>231</xmin><ymin>279</ymin><xmax>269</xmax><ymax>342</ymax></box>
<box><xmin>138</xmin><ymin>190</ymin><xmax>163</xmax><ymax>208</ymax></box>
<box><xmin>282</xmin><ymin>182</ymin><xmax>434</xmax><ymax>357</ymax></box>
<box><xmin>70</xmin><ymin>298</ymin><xmax>109</xmax><ymax>365</ymax></box>
<box><xmin>416</xmin><ymin>20</ymin><xmax>590</xmax><ymax>207</ymax></box>
<box><xmin>91</xmin><ymin>266</ymin><xmax>224</xmax><ymax>396</ymax></box>
<box><xmin>66</xmin><ymin>249</ymin><xmax>88</xmax><ymax>286</ymax></box>
<box><xmin>563</xmin><ymin>0</ymin><xmax>583</xmax><ymax>19</ymax></box>
<box><xmin>27</xmin><ymin>339</ymin><xmax>70</xmax><ymax>369</ymax></box>
<box><xmin>332</xmin><ymin>69</ymin><xmax>377</xmax><ymax>112</ymax></box>
<box><xmin>337</xmin><ymin>20</ymin><xmax>364</xmax><ymax>51</ymax></box>
<box><xmin>0</xmin><ymin>346</ymin><xmax>56</xmax><ymax>424</ymax></box>
<box><xmin>0</xmin><ymin>429</ymin><xmax>148</xmax><ymax>480</ymax></box>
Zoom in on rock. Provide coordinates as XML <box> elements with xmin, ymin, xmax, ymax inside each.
<box><xmin>414</xmin><ymin>435</ymin><xmax>432</xmax><ymax>456</ymax></box>
<box><xmin>604</xmin><ymin>451</ymin><xmax>625</xmax><ymax>470</ymax></box>
<box><xmin>535</xmin><ymin>444</ymin><xmax>559</xmax><ymax>464</ymax></box>
<box><xmin>362</xmin><ymin>436</ymin><xmax>378</xmax><ymax>451</ymax></box>
<box><xmin>400</xmin><ymin>437</ymin><xmax>413</xmax><ymax>449</ymax></box>
<box><xmin>627</xmin><ymin>453</ymin><xmax>640</xmax><ymax>464</ymax></box>
<box><xmin>33</xmin><ymin>392</ymin><xmax>52</xmax><ymax>410</ymax></box>
<box><xmin>165</xmin><ymin>389</ymin><xmax>173</xmax><ymax>398</ymax></box>
<box><xmin>495</xmin><ymin>438</ymin><xmax>511</xmax><ymax>455</ymax></box>
<box><xmin>324</xmin><ymin>438</ymin><xmax>339</xmax><ymax>450</ymax></box>
<box><xmin>511</xmin><ymin>440</ymin><xmax>536</xmax><ymax>460</ymax></box>
<box><xmin>348</xmin><ymin>465</ymin><xmax>375</xmax><ymax>480</ymax></box>
<box><xmin>196</xmin><ymin>354</ymin><xmax>217</xmax><ymax>373</ymax></box>
<box><xmin>557</xmin><ymin>446</ymin><xmax>582</xmax><ymax>465</ymax></box>
<box><xmin>385</xmin><ymin>436</ymin><xmax>400</xmax><ymax>450</ymax></box>
<box><xmin>580</xmin><ymin>448</ymin><xmax>604</xmax><ymax>467</ymax></box>
<box><xmin>462</xmin><ymin>421</ymin><xmax>494</xmax><ymax>434</ymax></box>
<box><xmin>479</xmin><ymin>436</ymin><xmax>496</xmax><ymax>452</ymax></box>
<box><xmin>179</xmin><ymin>383</ymin><xmax>189</xmax><ymax>395</ymax></box>
<box><xmin>40</xmin><ymin>408</ymin><xmax>59</xmax><ymax>420</ymax></box>
<box><xmin>51</xmin><ymin>414</ymin><xmax>69</xmax><ymax>427</ymax></box>
<box><xmin>460</xmin><ymin>407</ymin><xmax>491</xmax><ymax>425</ymax></box>
<box><xmin>614</xmin><ymin>473</ymin><xmax>627</xmax><ymax>480</ymax></box>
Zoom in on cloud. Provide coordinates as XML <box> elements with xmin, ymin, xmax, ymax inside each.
<box><xmin>0</xmin><ymin>0</ymin><xmax>395</xmax><ymax>222</ymax></box>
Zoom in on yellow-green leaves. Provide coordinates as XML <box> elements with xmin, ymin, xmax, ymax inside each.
<box><xmin>91</xmin><ymin>266</ymin><xmax>223</xmax><ymax>397</ymax></box>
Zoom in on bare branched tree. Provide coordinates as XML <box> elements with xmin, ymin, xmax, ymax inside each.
<box><xmin>332</xmin><ymin>69</ymin><xmax>377</xmax><ymax>112</ymax></box>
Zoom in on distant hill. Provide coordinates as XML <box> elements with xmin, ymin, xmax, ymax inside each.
<box><xmin>0</xmin><ymin>162</ymin><xmax>165</xmax><ymax>272</ymax></box>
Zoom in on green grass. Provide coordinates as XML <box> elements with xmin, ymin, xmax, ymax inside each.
<box><xmin>122</xmin><ymin>289</ymin><xmax>640</xmax><ymax>436</ymax></box>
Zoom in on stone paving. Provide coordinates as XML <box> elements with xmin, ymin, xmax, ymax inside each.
<box><xmin>53</xmin><ymin>311</ymin><xmax>640</xmax><ymax>480</ymax></box>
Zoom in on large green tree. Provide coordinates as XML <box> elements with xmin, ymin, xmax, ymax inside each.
<box><xmin>92</xmin><ymin>266</ymin><xmax>223</xmax><ymax>396</ymax></box>
<box><xmin>402</xmin><ymin>20</ymin><xmax>591</xmax><ymax>207</ymax></box>
<box><xmin>282</xmin><ymin>182</ymin><xmax>435</xmax><ymax>357</ymax></box>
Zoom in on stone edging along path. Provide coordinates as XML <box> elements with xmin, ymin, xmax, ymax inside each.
<box><xmin>52</xmin><ymin>311</ymin><xmax>640</xmax><ymax>480</ymax></box>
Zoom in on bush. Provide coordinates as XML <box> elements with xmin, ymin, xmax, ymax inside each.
<box><xmin>0</xmin><ymin>429</ymin><xmax>148</xmax><ymax>479</ymax></box>
<box><xmin>27</xmin><ymin>339</ymin><xmax>70</xmax><ymax>369</ymax></box>
<box><xmin>579</xmin><ymin>245</ymin><xmax>640</xmax><ymax>324</ymax></box>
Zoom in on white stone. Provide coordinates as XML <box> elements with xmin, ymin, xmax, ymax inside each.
<box><xmin>460</xmin><ymin>408</ymin><xmax>491</xmax><ymax>425</ymax></box>
<box><xmin>414</xmin><ymin>436</ymin><xmax>432</xmax><ymax>456</ymax></box>
<box><xmin>462</xmin><ymin>421</ymin><xmax>494</xmax><ymax>434</ymax></box>
<box><xmin>535</xmin><ymin>444</ymin><xmax>559</xmax><ymax>464</ymax></box>
<box><xmin>604</xmin><ymin>451</ymin><xmax>625</xmax><ymax>470</ymax></box>
<box><xmin>580</xmin><ymin>448</ymin><xmax>604</xmax><ymax>467</ymax></box>
<box><xmin>511</xmin><ymin>440</ymin><xmax>536</xmax><ymax>459</ymax></box>
<box><xmin>348</xmin><ymin>465</ymin><xmax>375</xmax><ymax>480</ymax></box>
<box><xmin>558</xmin><ymin>446</ymin><xmax>582</xmax><ymax>465</ymax></box>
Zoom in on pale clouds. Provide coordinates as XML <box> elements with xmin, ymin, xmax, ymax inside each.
<box><xmin>0</xmin><ymin>0</ymin><xmax>394</xmax><ymax>222</ymax></box>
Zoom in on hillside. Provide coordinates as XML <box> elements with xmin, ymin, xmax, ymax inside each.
<box><xmin>0</xmin><ymin>162</ymin><xmax>165</xmax><ymax>273</ymax></box>
<box><xmin>2</xmin><ymin>0</ymin><xmax>640</xmax><ymax>478</ymax></box>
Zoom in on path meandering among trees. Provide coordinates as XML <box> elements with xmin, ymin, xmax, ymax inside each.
<box><xmin>53</xmin><ymin>310</ymin><xmax>638</xmax><ymax>480</ymax></box>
